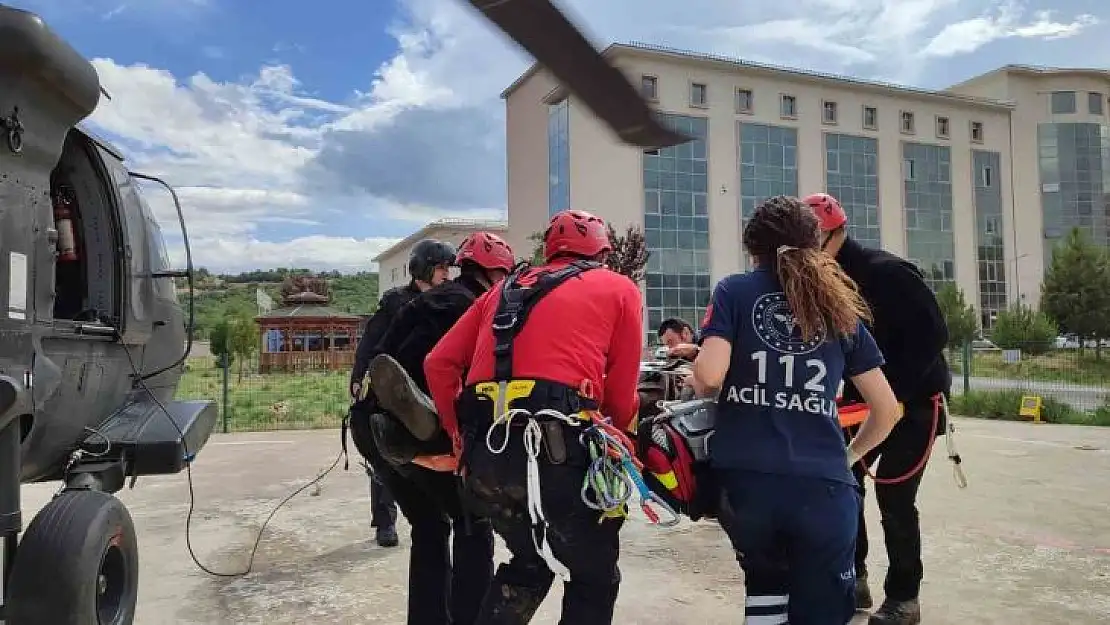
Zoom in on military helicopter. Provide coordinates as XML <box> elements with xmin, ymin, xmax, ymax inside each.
<box><xmin>0</xmin><ymin>0</ymin><xmax>677</xmax><ymax>622</ymax></box>
<box><xmin>0</xmin><ymin>4</ymin><xmax>216</xmax><ymax>624</ymax></box>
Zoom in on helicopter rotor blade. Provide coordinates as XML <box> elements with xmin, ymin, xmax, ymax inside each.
<box><xmin>466</xmin><ymin>0</ymin><xmax>692</xmax><ymax>150</ymax></box>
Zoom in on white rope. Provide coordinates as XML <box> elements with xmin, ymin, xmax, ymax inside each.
<box><xmin>486</xmin><ymin>407</ymin><xmax>582</xmax><ymax>581</ymax></box>
<box><xmin>939</xmin><ymin>394</ymin><xmax>968</xmax><ymax>489</ymax></box>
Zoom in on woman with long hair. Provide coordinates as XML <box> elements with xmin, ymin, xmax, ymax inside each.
<box><xmin>687</xmin><ymin>195</ymin><xmax>903</xmax><ymax>625</ymax></box>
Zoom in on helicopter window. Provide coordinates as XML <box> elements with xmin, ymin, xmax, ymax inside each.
<box><xmin>49</xmin><ymin>132</ymin><xmax>121</xmax><ymax>327</ymax></box>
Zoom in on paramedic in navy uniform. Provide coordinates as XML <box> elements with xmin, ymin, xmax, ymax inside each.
<box><xmin>687</xmin><ymin>195</ymin><xmax>904</xmax><ymax>625</ymax></box>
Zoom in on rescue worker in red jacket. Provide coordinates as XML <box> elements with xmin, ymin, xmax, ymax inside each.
<box><xmin>424</xmin><ymin>209</ymin><xmax>643</xmax><ymax>625</ymax></box>
<box><xmin>803</xmin><ymin>192</ymin><xmax>951</xmax><ymax>625</ymax></box>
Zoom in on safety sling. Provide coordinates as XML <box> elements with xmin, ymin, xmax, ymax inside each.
<box><xmin>474</xmin><ymin>260</ymin><xmax>677</xmax><ymax>582</ymax></box>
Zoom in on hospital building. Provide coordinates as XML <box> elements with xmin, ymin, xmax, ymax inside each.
<box><xmin>499</xmin><ymin>43</ymin><xmax>1110</xmax><ymax>334</ymax></box>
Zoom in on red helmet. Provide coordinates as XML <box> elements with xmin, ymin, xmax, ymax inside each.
<box><xmin>456</xmin><ymin>231</ymin><xmax>515</xmax><ymax>272</ymax></box>
<box><xmin>543</xmin><ymin>209</ymin><xmax>611</xmax><ymax>261</ymax></box>
<box><xmin>802</xmin><ymin>192</ymin><xmax>848</xmax><ymax>232</ymax></box>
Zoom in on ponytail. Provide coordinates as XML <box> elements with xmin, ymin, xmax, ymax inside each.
<box><xmin>775</xmin><ymin>245</ymin><xmax>871</xmax><ymax>341</ymax></box>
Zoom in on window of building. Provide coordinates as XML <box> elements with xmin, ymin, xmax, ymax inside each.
<box><xmin>780</xmin><ymin>94</ymin><xmax>797</xmax><ymax>119</ymax></box>
<box><xmin>900</xmin><ymin>110</ymin><xmax>915</xmax><ymax>134</ymax></box>
<box><xmin>863</xmin><ymin>106</ymin><xmax>878</xmax><ymax>130</ymax></box>
<box><xmin>903</xmin><ymin>142</ymin><xmax>955</xmax><ymax>292</ymax></box>
<box><xmin>903</xmin><ymin>158</ymin><xmax>916</xmax><ymax>181</ymax></box>
<box><xmin>822</xmin><ymin>100</ymin><xmax>838</xmax><ymax>124</ymax></box>
<box><xmin>736</xmin><ymin>88</ymin><xmax>753</xmax><ymax>113</ymax></box>
<box><xmin>641</xmin><ymin>75</ymin><xmax>658</xmax><ymax>101</ymax></box>
<box><xmin>970</xmin><ymin>121</ymin><xmax>984</xmax><ymax>143</ymax></box>
<box><xmin>1088</xmin><ymin>92</ymin><xmax>1104</xmax><ymax>115</ymax></box>
<box><xmin>936</xmin><ymin>115</ymin><xmax>950</xmax><ymax>138</ymax></box>
<box><xmin>391</xmin><ymin>268</ymin><xmax>397</xmax><ymax>282</ymax></box>
<box><xmin>690</xmin><ymin>82</ymin><xmax>708</xmax><ymax>107</ymax></box>
<box><xmin>547</xmin><ymin>99</ymin><xmax>570</xmax><ymax>215</ymax></box>
<box><xmin>643</xmin><ymin>113</ymin><xmax>712</xmax><ymax>336</ymax></box>
<box><xmin>825</xmin><ymin>133</ymin><xmax>880</xmax><ymax>248</ymax></box>
<box><xmin>1050</xmin><ymin>91</ymin><xmax>1076</xmax><ymax>114</ymax></box>
<box><xmin>981</xmin><ymin>164</ymin><xmax>993</xmax><ymax>187</ymax></box>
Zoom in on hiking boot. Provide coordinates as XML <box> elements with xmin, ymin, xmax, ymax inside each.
<box><xmin>369</xmin><ymin>354</ymin><xmax>440</xmax><ymax>441</ymax></box>
<box><xmin>855</xmin><ymin>573</ymin><xmax>874</xmax><ymax>610</ymax></box>
<box><xmin>376</xmin><ymin>526</ymin><xmax>399</xmax><ymax>548</ymax></box>
<box><xmin>869</xmin><ymin>598</ymin><xmax>921</xmax><ymax>625</ymax></box>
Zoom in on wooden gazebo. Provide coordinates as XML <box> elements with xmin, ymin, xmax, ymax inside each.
<box><xmin>255</xmin><ymin>276</ymin><xmax>363</xmax><ymax>373</ymax></box>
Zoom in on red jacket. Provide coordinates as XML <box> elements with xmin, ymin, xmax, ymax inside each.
<box><xmin>424</xmin><ymin>259</ymin><xmax>644</xmax><ymax>438</ymax></box>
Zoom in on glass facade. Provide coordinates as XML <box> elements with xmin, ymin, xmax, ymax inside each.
<box><xmin>1037</xmin><ymin>123</ymin><xmax>1110</xmax><ymax>262</ymax></box>
<box><xmin>972</xmin><ymin>150</ymin><xmax>1007</xmax><ymax>328</ymax></box>
<box><xmin>902</xmin><ymin>142</ymin><xmax>955</xmax><ymax>291</ymax></box>
<box><xmin>824</xmin><ymin>134</ymin><xmax>881</xmax><ymax>248</ymax></box>
<box><xmin>739</xmin><ymin>122</ymin><xmax>799</xmax><ymax>222</ymax></box>
<box><xmin>643</xmin><ymin>114</ymin><xmax>711</xmax><ymax>336</ymax></box>
<box><xmin>547</xmin><ymin>98</ymin><xmax>570</xmax><ymax>216</ymax></box>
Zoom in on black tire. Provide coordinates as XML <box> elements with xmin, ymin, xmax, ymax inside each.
<box><xmin>5</xmin><ymin>490</ymin><xmax>139</xmax><ymax>625</ymax></box>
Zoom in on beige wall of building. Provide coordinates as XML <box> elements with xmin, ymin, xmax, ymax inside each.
<box><xmin>374</xmin><ymin>219</ymin><xmax>509</xmax><ymax>298</ymax></box>
<box><xmin>504</xmin><ymin>46</ymin><xmax>1109</xmax><ymax>334</ymax></box>
<box><xmin>947</xmin><ymin>66</ymin><xmax>1110</xmax><ymax>305</ymax></box>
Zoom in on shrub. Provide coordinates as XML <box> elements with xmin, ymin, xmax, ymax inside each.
<box><xmin>989</xmin><ymin>303</ymin><xmax>1057</xmax><ymax>356</ymax></box>
<box><xmin>949</xmin><ymin>389</ymin><xmax>1101</xmax><ymax>425</ymax></box>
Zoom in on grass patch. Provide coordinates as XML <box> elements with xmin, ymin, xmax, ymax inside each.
<box><xmin>174</xmin><ymin>357</ymin><xmax>348</xmax><ymax>432</ymax></box>
<box><xmin>951</xmin><ymin>389</ymin><xmax>1110</xmax><ymax>426</ymax></box>
<box><xmin>948</xmin><ymin>348</ymin><xmax>1110</xmax><ymax>386</ymax></box>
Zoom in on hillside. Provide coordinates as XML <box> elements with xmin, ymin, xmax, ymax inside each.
<box><xmin>183</xmin><ymin>269</ymin><xmax>379</xmax><ymax>340</ymax></box>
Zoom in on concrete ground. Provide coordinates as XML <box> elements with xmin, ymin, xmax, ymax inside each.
<box><xmin>16</xmin><ymin>418</ymin><xmax>1110</xmax><ymax>624</ymax></box>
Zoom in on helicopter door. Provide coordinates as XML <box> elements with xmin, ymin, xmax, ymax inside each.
<box><xmin>46</xmin><ymin>131</ymin><xmax>123</xmax><ymax>333</ymax></box>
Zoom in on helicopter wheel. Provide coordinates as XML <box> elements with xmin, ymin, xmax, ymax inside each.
<box><xmin>5</xmin><ymin>490</ymin><xmax>139</xmax><ymax>625</ymax></box>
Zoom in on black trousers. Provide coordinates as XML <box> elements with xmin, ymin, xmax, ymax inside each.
<box><xmin>461</xmin><ymin>421</ymin><xmax>624</xmax><ymax>625</ymax></box>
<box><xmin>850</xmin><ymin>399</ymin><xmax>943</xmax><ymax>602</ymax></box>
<box><xmin>351</xmin><ymin>406</ymin><xmax>495</xmax><ymax>625</ymax></box>
<box><xmin>368</xmin><ymin>466</ymin><xmax>398</xmax><ymax>529</ymax></box>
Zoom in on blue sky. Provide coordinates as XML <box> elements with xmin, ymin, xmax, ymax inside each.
<box><xmin>10</xmin><ymin>0</ymin><xmax>1108</xmax><ymax>272</ymax></box>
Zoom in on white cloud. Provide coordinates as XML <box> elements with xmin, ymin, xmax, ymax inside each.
<box><xmin>921</xmin><ymin>5</ymin><xmax>1099</xmax><ymax>57</ymax></box>
<box><xmin>75</xmin><ymin>0</ymin><xmax>1104</xmax><ymax>274</ymax></box>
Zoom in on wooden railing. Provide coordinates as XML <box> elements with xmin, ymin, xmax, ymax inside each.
<box><xmin>258</xmin><ymin>350</ymin><xmax>356</xmax><ymax>373</ymax></box>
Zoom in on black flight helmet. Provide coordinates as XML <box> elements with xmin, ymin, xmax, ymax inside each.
<box><xmin>408</xmin><ymin>239</ymin><xmax>457</xmax><ymax>284</ymax></box>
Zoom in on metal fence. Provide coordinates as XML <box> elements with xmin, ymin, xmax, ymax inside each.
<box><xmin>175</xmin><ymin>355</ymin><xmax>349</xmax><ymax>432</ymax></box>
<box><xmin>947</xmin><ymin>340</ymin><xmax>1110</xmax><ymax>420</ymax></box>
<box><xmin>175</xmin><ymin>341</ymin><xmax>1110</xmax><ymax>433</ymax></box>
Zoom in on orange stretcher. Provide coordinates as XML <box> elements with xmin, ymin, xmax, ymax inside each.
<box><xmin>837</xmin><ymin>399</ymin><xmax>869</xmax><ymax>429</ymax></box>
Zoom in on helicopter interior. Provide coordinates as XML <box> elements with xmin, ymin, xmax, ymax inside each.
<box><xmin>49</xmin><ymin>130</ymin><xmax>120</xmax><ymax>328</ymax></box>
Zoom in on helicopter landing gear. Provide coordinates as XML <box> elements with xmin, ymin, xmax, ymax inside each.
<box><xmin>4</xmin><ymin>490</ymin><xmax>139</xmax><ymax>625</ymax></box>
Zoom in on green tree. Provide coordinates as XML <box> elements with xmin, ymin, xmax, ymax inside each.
<box><xmin>528</xmin><ymin>231</ymin><xmax>545</xmax><ymax>265</ymax></box>
<box><xmin>208</xmin><ymin>311</ymin><xmax>257</xmax><ymax>381</ymax></box>
<box><xmin>605</xmin><ymin>224</ymin><xmax>651</xmax><ymax>282</ymax></box>
<box><xmin>936</xmin><ymin>282</ymin><xmax>978</xmax><ymax>350</ymax></box>
<box><xmin>1041</xmin><ymin>227</ymin><xmax>1110</xmax><ymax>359</ymax></box>
<box><xmin>990</xmin><ymin>302</ymin><xmax>1057</xmax><ymax>356</ymax></box>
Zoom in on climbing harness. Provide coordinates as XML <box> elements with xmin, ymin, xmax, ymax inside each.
<box><xmin>484</xmin><ymin>406</ymin><xmax>680</xmax><ymax>581</ymax></box>
<box><xmin>471</xmin><ymin>259</ymin><xmax>680</xmax><ymax>582</ymax></box>
<box><xmin>851</xmin><ymin>393</ymin><xmax>968</xmax><ymax>489</ymax></box>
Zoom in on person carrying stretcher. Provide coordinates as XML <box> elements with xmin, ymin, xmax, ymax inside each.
<box><xmin>687</xmin><ymin>195</ymin><xmax>903</xmax><ymax>625</ymax></box>
<box><xmin>353</xmin><ymin>232</ymin><xmax>516</xmax><ymax>625</ymax></box>
<box><xmin>803</xmin><ymin>192</ymin><xmax>952</xmax><ymax>625</ymax></box>
<box><xmin>424</xmin><ymin>209</ymin><xmax>644</xmax><ymax>625</ymax></box>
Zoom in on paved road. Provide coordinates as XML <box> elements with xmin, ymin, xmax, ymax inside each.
<box><xmin>16</xmin><ymin>423</ymin><xmax>1110</xmax><ymax>624</ymax></box>
<box><xmin>952</xmin><ymin>375</ymin><xmax>1109</xmax><ymax>412</ymax></box>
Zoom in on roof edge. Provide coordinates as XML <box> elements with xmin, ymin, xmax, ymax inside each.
<box><xmin>371</xmin><ymin>218</ymin><xmax>509</xmax><ymax>263</ymax></box>
<box><xmin>608</xmin><ymin>43</ymin><xmax>1015</xmax><ymax>110</ymax></box>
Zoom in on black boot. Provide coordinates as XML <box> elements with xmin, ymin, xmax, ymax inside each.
<box><xmin>869</xmin><ymin>598</ymin><xmax>921</xmax><ymax>625</ymax></box>
<box><xmin>369</xmin><ymin>354</ymin><xmax>440</xmax><ymax>441</ymax></box>
<box><xmin>855</xmin><ymin>572</ymin><xmax>873</xmax><ymax>610</ymax></box>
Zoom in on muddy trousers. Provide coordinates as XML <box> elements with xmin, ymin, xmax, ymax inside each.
<box><xmin>462</xmin><ymin>427</ymin><xmax>624</xmax><ymax>625</ymax></box>
<box><xmin>387</xmin><ymin>465</ymin><xmax>496</xmax><ymax>625</ymax></box>
<box><xmin>850</xmin><ymin>400</ymin><xmax>939</xmax><ymax>602</ymax></box>
<box><xmin>717</xmin><ymin>470</ymin><xmax>859</xmax><ymax>625</ymax></box>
